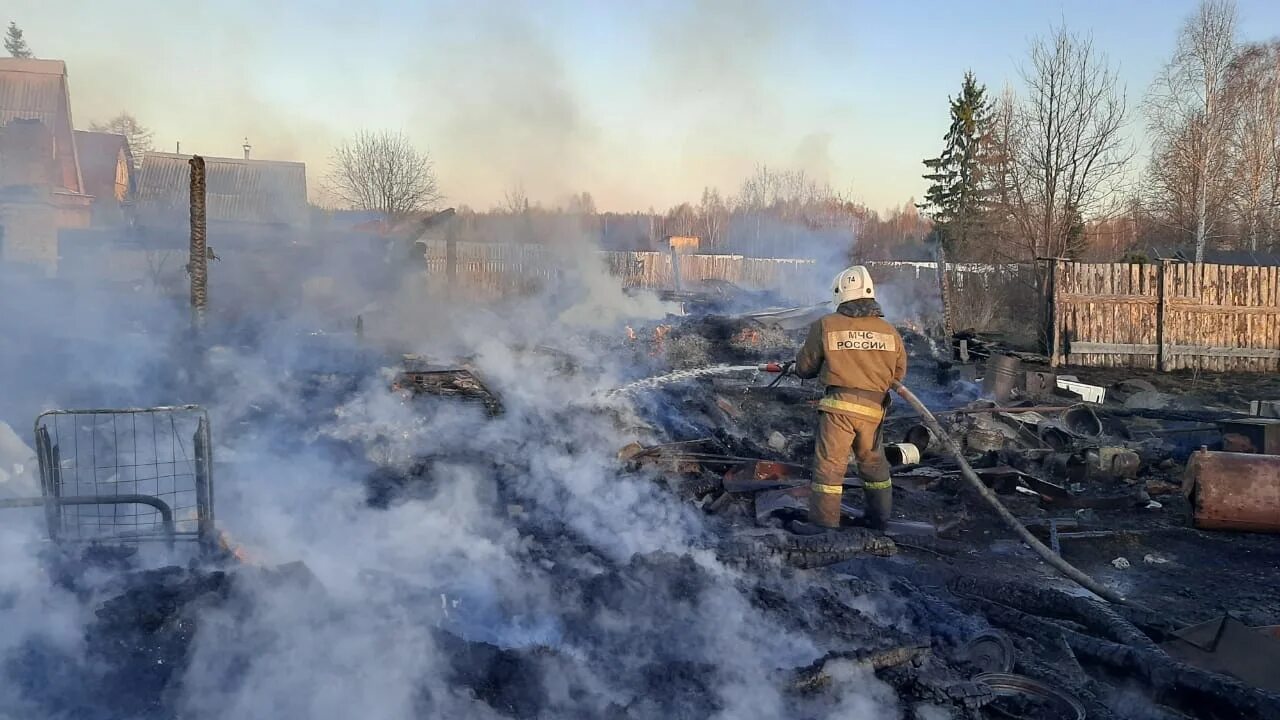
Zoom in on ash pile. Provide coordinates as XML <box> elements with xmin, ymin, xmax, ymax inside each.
<box><xmin>5</xmin><ymin>295</ymin><xmax>1280</xmax><ymax>720</ymax></box>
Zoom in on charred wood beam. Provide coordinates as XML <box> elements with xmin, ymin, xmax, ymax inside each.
<box><xmin>189</xmin><ymin>155</ymin><xmax>207</xmax><ymax>329</ymax></box>
<box><xmin>790</xmin><ymin>645</ymin><xmax>931</xmax><ymax>693</ymax></box>
<box><xmin>718</xmin><ymin>529</ymin><xmax>897</xmax><ymax>570</ymax></box>
<box><xmin>949</xmin><ymin>576</ymin><xmax>1163</xmax><ymax>650</ymax></box>
<box><xmin>972</xmin><ymin>598</ymin><xmax>1280</xmax><ymax>720</ymax></box>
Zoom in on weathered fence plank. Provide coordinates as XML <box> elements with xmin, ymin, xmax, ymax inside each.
<box><xmin>1051</xmin><ymin>260</ymin><xmax>1280</xmax><ymax>374</ymax></box>
<box><xmin>1160</xmin><ymin>261</ymin><xmax>1280</xmax><ymax>373</ymax></box>
<box><xmin>1051</xmin><ymin>261</ymin><xmax>1161</xmax><ymax>370</ymax></box>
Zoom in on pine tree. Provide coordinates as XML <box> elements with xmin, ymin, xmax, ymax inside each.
<box><xmin>920</xmin><ymin>72</ymin><xmax>993</xmax><ymax>336</ymax></box>
<box><xmin>5</xmin><ymin>22</ymin><xmax>33</xmax><ymax>58</ymax></box>
<box><xmin>919</xmin><ymin>72</ymin><xmax>993</xmax><ymax>254</ymax></box>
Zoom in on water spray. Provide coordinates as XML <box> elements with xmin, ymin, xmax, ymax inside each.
<box><xmin>603</xmin><ymin>363</ymin><xmax>788</xmax><ymax>398</ymax></box>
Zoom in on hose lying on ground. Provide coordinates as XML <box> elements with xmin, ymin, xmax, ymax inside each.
<box><xmin>891</xmin><ymin>381</ymin><xmax>1129</xmax><ymax>605</ymax></box>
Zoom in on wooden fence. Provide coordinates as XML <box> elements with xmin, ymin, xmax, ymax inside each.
<box><xmin>601</xmin><ymin>251</ymin><xmax>817</xmax><ymax>292</ymax></box>
<box><xmin>421</xmin><ymin>241</ymin><xmax>819</xmax><ymax>300</ymax></box>
<box><xmin>1050</xmin><ymin>260</ymin><xmax>1280</xmax><ymax>373</ymax></box>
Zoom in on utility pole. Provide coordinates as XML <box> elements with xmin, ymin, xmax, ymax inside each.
<box><xmin>189</xmin><ymin>156</ymin><xmax>208</xmax><ymax>329</ymax></box>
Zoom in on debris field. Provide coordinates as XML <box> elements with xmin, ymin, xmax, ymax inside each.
<box><xmin>8</xmin><ymin>297</ymin><xmax>1280</xmax><ymax>720</ymax></box>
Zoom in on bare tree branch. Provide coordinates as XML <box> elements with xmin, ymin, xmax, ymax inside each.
<box><xmin>324</xmin><ymin>131</ymin><xmax>442</xmax><ymax>221</ymax></box>
<box><xmin>90</xmin><ymin>112</ymin><xmax>154</xmax><ymax>168</ymax></box>
<box><xmin>1000</xmin><ymin>26</ymin><xmax>1131</xmax><ymax>259</ymax></box>
<box><xmin>1145</xmin><ymin>0</ymin><xmax>1239</xmax><ymax>259</ymax></box>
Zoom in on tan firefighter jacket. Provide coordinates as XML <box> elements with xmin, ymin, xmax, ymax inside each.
<box><xmin>794</xmin><ymin>302</ymin><xmax>907</xmax><ymax>420</ymax></box>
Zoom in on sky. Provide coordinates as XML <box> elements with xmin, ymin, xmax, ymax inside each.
<box><xmin>8</xmin><ymin>0</ymin><xmax>1280</xmax><ymax>214</ymax></box>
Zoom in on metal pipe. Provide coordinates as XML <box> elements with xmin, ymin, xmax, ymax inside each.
<box><xmin>0</xmin><ymin>495</ymin><xmax>176</xmax><ymax>547</ymax></box>
<box><xmin>189</xmin><ymin>155</ymin><xmax>208</xmax><ymax>329</ymax></box>
<box><xmin>933</xmin><ymin>405</ymin><xmax>1075</xmax><ymax>417</ymax></box>
<box><xmin>892</xmin><ymin>381</ymin><xmax>1129</xmax><ymax>605</ymax></box>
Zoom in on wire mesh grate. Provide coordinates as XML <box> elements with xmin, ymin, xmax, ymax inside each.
<box><xmin>35</xmin><ymin>406</ymin><xmax>213</xmax><ymax>543</ymax></box>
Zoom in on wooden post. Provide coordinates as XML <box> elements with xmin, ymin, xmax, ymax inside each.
<box><xmin>445</xmin><ymin>223</ymin><xmax>457</xmax><ymax>289</ymax></box>
<box><xmin>670</xmin><ymin>242</ymin><xmax>682</xmax><ymax>293</ymax></box>
<box><xmin>1049</xmin><ymin>259</ymin><xmax>1063</xmax><ymax>368</ymax></box>
<box><xmin>1156</xmin><ymin>260</ymin><xmax>1169</xmax><ymax>372</ymax></box>
<box><xmin>188</xmin><ymin>156</ymin><xmax>207</xmax><ymax>329</ymax></box>
<box><xmin>936</xmin><ymin>244</ymin><xmax>955</xmax><ymax>338</ymax></box>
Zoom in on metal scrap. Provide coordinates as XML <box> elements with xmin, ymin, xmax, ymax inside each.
<box><xmin>1163</xmin><ymin>615</ymin><xmax>1280</xmax><ymax>693</ymax></box>
<box><xmin>1218</xmin><ymin>417</ymin><xmax>1280</xmax><ymax>455</ymax></box>
<box><xmin>974</xmin><ymin>466</ymin><xmax>1069</xmax><ymax>500</ymax></box>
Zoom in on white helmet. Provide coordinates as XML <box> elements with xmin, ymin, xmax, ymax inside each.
<box><xmin>831</xmin><ymin>265</ymin><xmax>875</xmax><ymax>307</ymax></box>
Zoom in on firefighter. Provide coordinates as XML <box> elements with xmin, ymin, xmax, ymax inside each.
<box><xmin>790</xmin><ymin>266</ymin><xmax>906</xmax><ymax>533</ymax></box>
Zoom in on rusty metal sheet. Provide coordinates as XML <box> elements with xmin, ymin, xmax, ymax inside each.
<box><xmin>1184</xmin><ymin>449</ymin><xmax>1280</xmax><ymax>532</ymax></box>
<box><xmin>725</xmin><ymin>460</ymin><xmax>801</xmax><ymax>493</ymax></box>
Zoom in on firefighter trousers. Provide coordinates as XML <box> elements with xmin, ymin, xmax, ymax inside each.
<box><xmin>810</xmin><ymin>410</ymin><xmax>892</xmax><ymax>529</ymax></box>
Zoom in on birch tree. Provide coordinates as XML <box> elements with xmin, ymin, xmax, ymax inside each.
<box><xmin>697</xmin><ymin>187</ymin><xmax>728</xmax><ymax>248</ymax></box>
<box><xmin>1146</xmin><ymin>0</ymin><xmax>1239</xmax><ymax>260</ymax></box>
<box><xmin>1225</xmin><ymin>42</ymin><xmax>1280</xmax><ymax>251</ymax></box>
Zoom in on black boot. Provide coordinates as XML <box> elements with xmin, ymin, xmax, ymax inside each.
<box><xmin>862</xmin><ymin>486</ymin><xmax>892</xmax><ymax>531</ymax></box>
<box><xmin>788</xmin><ymin>519</ymin><xmax>834</xmax><ymax>536</ymax></box>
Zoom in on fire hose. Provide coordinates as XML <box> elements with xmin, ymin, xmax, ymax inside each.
<box><xmin>616</xmin><ymin>360</ymin><xmax>1132</xmax><ymax>605</ymax></box>
<box><xmin>890</xmin><ymin>380</ymin><xmax>1130</xmax><ymax>606</ymax></box>
<box><xmin>750</xmin><ymin>363</ymin><xmax>1128</xmax><ymax>604</ymax></box>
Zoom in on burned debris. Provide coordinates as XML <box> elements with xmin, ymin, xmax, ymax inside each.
<box><xmin>391</xmin><ymin>354</ymin><xmax>504</xmax><ymax>416</ymax></box>
<box><xmin>601</xmin><ymin>304</ymin><xmax>1280</xmax><ymax>718</ymax></box>
<box><xmin>2</xmin><ymin>212</ymin><xmax>1279</xmax><ymax>720</ymax></box>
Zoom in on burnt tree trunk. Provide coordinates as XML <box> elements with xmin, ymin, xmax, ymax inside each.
<box><xmin>189</xmin><ymin>156</ymin><xmax>207</xmax><ymax>329</ymax></box>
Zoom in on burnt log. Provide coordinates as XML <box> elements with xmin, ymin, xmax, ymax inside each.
<box><xmin>718</xmin><ymin>529</ymin><xmax>897</xmax><ymax>570</ymax></box>
<box><xmin>948</xmin><ymin>576</ymin><xmax>1160</xmax><ymax>651</ymax></box>
<box><xmin>973</xmin><ymin>598</ymin><xmax>1280</xmax><ymax>720</ymax></box>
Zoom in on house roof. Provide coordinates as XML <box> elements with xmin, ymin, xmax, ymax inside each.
<box><xmin>1145</xmin><ymin>246</ymin><xmax>1280</xmax><ymax>267</ymax></box>
<box><xmin>135</xmin><ymin>152</ymin><xmax>308</xmax><ymax>227</ymax></box>
<box><xmin>73</xmin><ymin>130</ymin><xmax>131</xmax><ymax>201</ymax></box>
<box><xmin>0</xmin><ymin>58</ymin><xmax>83</xmax><ymax>194</ymax></box>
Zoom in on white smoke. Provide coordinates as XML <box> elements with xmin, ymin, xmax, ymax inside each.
<box><xmin>0</xmin><ymin>223</ymin><xmax>904</xmax><ymax>719</ymax></box>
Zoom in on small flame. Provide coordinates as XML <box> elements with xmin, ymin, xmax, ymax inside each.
<box><xmin>734</xmin><ymin>328</ymin><xmax>762</xmax><ymax>347</ymax></box>
<box><xmin>651</xmin><ymin>325</ymin><xmax>670</xmax><ymax>356</ymax></box>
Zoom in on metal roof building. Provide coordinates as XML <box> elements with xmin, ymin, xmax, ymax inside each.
<box><xmin>74</xmin><ymin>131</ymin><xmax>132</xmax><ymax>202</ymax></box>
<box><xmin>0</xmin><ymin>58</ymin><xmax>84</xmax><ymax>194</ymax></box>
<box><xmin>135</xmin><ymin>152</ymin><xmax>308</xmax><ymax>229</ymax></box>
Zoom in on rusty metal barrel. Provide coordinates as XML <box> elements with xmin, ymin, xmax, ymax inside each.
<box><xmin>904</xmin><ymin>425</ymin><xmax>934</xmax><ymax>452</ymax></box>
<box><xmin>983</xmin><ymin>355</ymin><xmax>1021</xmax><ymax>403</ymax></box>
<box><xmin>1183</xmin><ymin>448</ymin><xmax>1280</xmax><ymax>533</ymax></box>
